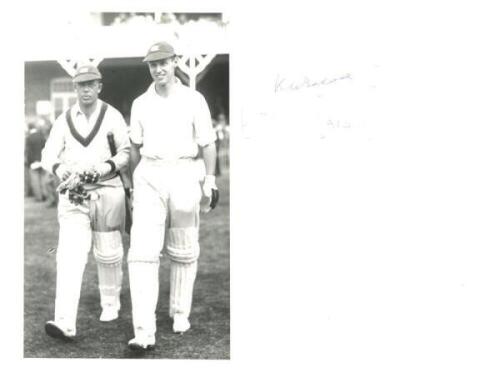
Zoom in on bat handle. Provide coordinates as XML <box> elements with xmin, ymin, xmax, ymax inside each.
<box><xmin>107</xmin><ymin>132</ymin><xmax>117</xmax><ymax>155</ymax></box>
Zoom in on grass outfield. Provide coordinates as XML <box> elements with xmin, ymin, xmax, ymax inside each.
<box><xmin>24</xmin><ymin>174</ymin><xmax>230</xmax><ymax>359</ymax></box>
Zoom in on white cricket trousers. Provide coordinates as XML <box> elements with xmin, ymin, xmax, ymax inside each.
<box><xmin>53</xmin><ymin>186</ymin><xmax>125</xmax><ymax>335</ymax></box>
<box><xmin>128</xmin><ymin>157</ymin><xmax>201</xmax><ymax>340</ymax></box>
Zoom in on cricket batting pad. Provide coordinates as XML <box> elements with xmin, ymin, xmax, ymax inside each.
<box><xmin>96</xmin><ymin>260</ymin><xmax>122</xmax><ymax>310</ymax></box>
<box><xmin>93</xmin><ymin>230</ymin><xmax>123</xmax><ymax>264</ymax></box>
<box><xmin>169</xmin><ymin>261</ymin><xmax>198</xmax><ymax>318</ymax></box>
<box><xmin>166</xmin><ymin>227</ymin><xmax>200</xmax><ymax>264</ymax></box>
<box><xmin>93</xmin><ymin>231</ymin><xmax>123</xmax><ymax>310</ymax></box>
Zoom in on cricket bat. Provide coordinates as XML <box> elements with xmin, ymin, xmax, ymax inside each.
<box><xmin>107</xmin><ymin>132</ymin><xmax>133</xmax><ymax>234</ymax></box>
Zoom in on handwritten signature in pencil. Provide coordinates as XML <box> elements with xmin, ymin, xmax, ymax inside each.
<box><xmin>275</xmin><ymin>73</ymin><xmax>352</xmax><ymax>92</ymax></box>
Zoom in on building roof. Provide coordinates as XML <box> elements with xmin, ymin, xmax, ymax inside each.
<box><xmin>26</xmin><ymin>16</ymin><xmax>228</xmax><ymax>61</ymax></box>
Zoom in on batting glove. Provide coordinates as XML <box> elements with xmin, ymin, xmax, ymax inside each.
<box><xmin>68</xmin><ymin>185</ymin><xmax>91</xmax><ymax>205</ymax></box>
<box><xmin>80</xmin><ymin>170</ymin><xmax>100</xmax><ymax>184</ymax></box>
<box><xmin>56</xmin><ymin>172</ymin><xmax>81</xmax><ymax>193</ymax></box>
<box><xmin>201</xmin><ymin>175</ymin><xmax>219</xmax><ymax>212</ymax></box>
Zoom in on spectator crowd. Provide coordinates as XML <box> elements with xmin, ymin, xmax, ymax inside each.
<box><xmin>24</xmin><ymin>118</ymin><xmax>58</xmax><ymax>207</ymax></box>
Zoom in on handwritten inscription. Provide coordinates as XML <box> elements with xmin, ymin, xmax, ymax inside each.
<box><xmin>241</xmin><ymin>69</ymin><xmax>368</xmax><ymax>140</ymax></box>
<box><xmin>275</xmin><ymin>73</ymin><xmax>352</xmax><ymax>92</ymax></box>
<box><xmin>319</xmin><ymin>120</ymin><xmax>356</xmax><ymax>139</ymax></box>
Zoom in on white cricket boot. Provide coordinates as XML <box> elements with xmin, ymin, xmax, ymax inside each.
<box><xmin>128</xmin><ymin>334</ymin><xmax>155</xmax><ymax>351</ymax></box>
<box><xmin>45</xmin><ymin>320</ymin><xmax>75</xmax><ymax>341</ymax></box>
<box><xmin>100</xmin><ymin>305</ymin><xmax>120</xmax><ymax>322</ymax></box>
<box><xmin>173</xmin><ymin>314</ymin><xmax>191</xmax><ymax>334</ymax></box>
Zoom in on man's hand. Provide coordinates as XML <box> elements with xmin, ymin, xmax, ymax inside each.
<box><xmin>202</xmin><ymin>175</ymin><xmax>217</xmax><ymax>197</ymax></box>
<box><xmin>56</xmin><ymin>169</ymin><xmax>99</xmax><ymax>197</ymax></box>
<box><xmin>29</xmin><ymin>161</ymin><xmax>42</xmax><ymax>170</ymax></box>
<box><xmin>201</xmin><ymin>175</ymin><xmax>219</xmax><ymax>212</ymax></box>
<box><xmin>56</xmin><ymin>172</ymin><xmax>80</xmax><ymax>193</ymax></box>
<box><xmin>55</xmin><ymin>164</ymin><xmax>71</xmax><ymax>181</ymax></box>
<box><xmin>94</xmin><ymin>162</ymin><xmax>112</xmax><ymax>178</ymax></box>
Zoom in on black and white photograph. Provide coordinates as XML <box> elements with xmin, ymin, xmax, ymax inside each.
<box><xmin>6</xmin><ymin>0</ymin><xmax>500</xmax><ymax>371</ymax></box>
<box><xmin>23</xmin><ymin>10</ymin><xmax>229</xmax><ymax>359</ymax></box>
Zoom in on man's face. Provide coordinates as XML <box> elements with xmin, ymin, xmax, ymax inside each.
<box><xmin>148</xmin><ymin>57</ymin><xmax>177</xmax><ymax>86</ymax></box>
<box><xmin>74</xmin><ymin>80</ymin><xmax>102</xmax><ymax>106</ymax></box>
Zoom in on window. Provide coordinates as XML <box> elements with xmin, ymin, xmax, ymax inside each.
<box><xmin>50</xmin><ymin>78</ymin><xmax>77</xmax><ymax>121</ymax></box>
<box><xmin>53</xmin><ymin>97</ymin><xmax>63</xmax><ymax>119</ymax></box>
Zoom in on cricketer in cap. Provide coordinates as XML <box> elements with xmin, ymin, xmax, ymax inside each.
<box><xmin>126</xmin><ymin>41</ymin><xmax>218</xmax><ymax>351</ymax></box>
<box><xmin>141</xmin><ymin>41</ymin><xmax>178</xmax><ymax>89</ymax></box>
<box><xmin>41</xmin><ymin>62</ymin><xmax>131</xmax><ymax>341</ymax></box>
<box><xmin>73</xmin><ymin>64</ymin><xmax>102</xmax><ymax>83</ymax></box>
<box><xmin>142</xmin><ymin>41</ymin><xmax>176</xmax><ymax>62</ymax></box>
<box><xmin>70</xmin><ymin>64</ymin><xmax>104</xmax><ymax>110</ymax></box>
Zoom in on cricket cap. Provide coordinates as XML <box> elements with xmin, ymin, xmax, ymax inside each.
<box><xmin>143</xmin><ymin>41</ymin><xmax>176</xmax><ymax>62</ymax></box>
<box><xmin>73</xmin><ymin>65</ymin><xmax>102</xmax><ymax>83</ymax></box>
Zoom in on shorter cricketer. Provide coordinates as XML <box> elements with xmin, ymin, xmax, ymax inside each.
<box><xmin>41</xmin><ymin>65</ymin><xmax>130</xmax><ymax>340</ymax></box>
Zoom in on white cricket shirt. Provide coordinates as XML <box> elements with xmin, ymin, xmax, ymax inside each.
<box><xmin>129</xmin><ymin>80</ymin><xmax>216</xmax><ymax>161</ymax></box>
<box><xmin>41</xmin><ymin>100</ymin><xmax>131</xmax><ymax>187</ymax></box>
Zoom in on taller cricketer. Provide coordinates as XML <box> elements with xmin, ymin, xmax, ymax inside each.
<box><xmin>41</xmin><ymin>65</ymin><xmax>131</xmax><ymax>340</ymax></box>
<box><xmin>127</xmin><ymin>41</ymin><xmax>218</xmax><ymax>351</ymax></box>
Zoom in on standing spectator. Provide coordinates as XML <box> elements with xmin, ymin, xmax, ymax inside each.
<box><xmin>215</xmin><ymin>112</ymin><xmax>230</xmax><ymax>175</ymax></box>
<box><xmin>24</xmin><ymin>125</ymin><xmax>32</xmax><ymax>197</ymax></box>
<box><xmin>25</xmin><ymin>121</ymin><xmax>46</xmax><ymax>201</ymax></box>
<box><xmin>39</xmin><ymin>118</ymin><xmax>58</xmax><ymax>207</ymax></box>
